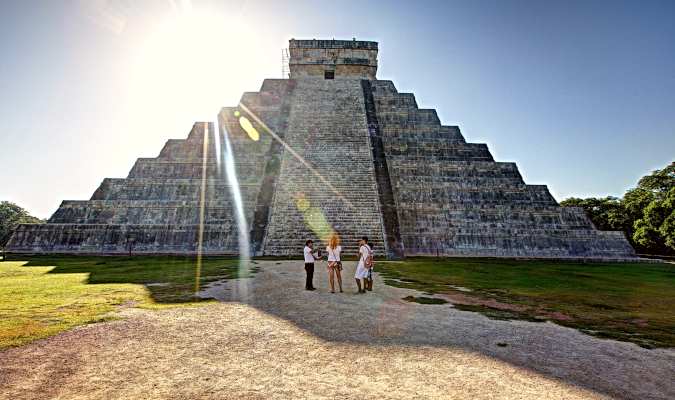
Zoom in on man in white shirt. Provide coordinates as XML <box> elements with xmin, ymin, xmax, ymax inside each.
<box><xmin>303</xmin><ymin>240</ymin><xmax>320</xmax><ymax>291</ymax></box>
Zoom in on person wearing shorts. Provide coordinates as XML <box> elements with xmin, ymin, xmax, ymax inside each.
<box><xmin>325</xmin><ymin>232</ymin><xmax>343</xmax><ymax>293</ymax></box>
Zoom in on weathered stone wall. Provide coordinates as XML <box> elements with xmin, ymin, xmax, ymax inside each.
<box><xmin>7</xmin><ymin>38</ymin><xmax>637</xmax><ymax>259</ymax></box>
<box><xmin>7</xmin><ymin>80</ymin><xmax>291</xmax><ymax>254</ymax></box>
<box><xmin>219</xmin><ymin>79</ymin><xmax>296</xmax><ymax>255</ymax></box>
<box><xmin>289</xmin><ymin>39</ymin><xmax>378</xmax><ymax>80</ymax></box>
<box><xmin>8</xmin><ymin>223</ymin><xmax>238</xmax><ymax>254</ymax></box>
<box><xmin>369</xmin><ymin>80</ymin><xmax>635</xmax><ymax>258</ymax></box>
<box><xmin>261</xmin><ymin>78</ymin><xmax>385</xmax><ymax>256</ymax></box>
<box><xmin>361</xmin><ymin>80</ymin><xmax>404</xmax><ymax>258</ymax></box>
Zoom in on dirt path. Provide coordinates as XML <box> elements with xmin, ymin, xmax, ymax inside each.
<box><xmin>1</xmin><ymin>260</ymin><xmax>673</xmax><ymax>399</ymax></box>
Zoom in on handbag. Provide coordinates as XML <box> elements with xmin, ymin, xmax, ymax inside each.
<box><xmin>328</xmin><ymin>247</ymin><xmax>342</xmax><ymax>270</ymax></box>
<box><xmin>364</xmin><ymin>245</ymin><xmax>374</xmax><ymax>269</ymax></box>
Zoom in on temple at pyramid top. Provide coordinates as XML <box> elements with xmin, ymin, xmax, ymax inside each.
<box><xmin>289</xmin><ymin>38</ymin><xmax>379</xmax><ymax>79</ymax></box>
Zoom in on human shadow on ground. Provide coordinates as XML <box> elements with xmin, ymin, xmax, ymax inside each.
<box><xmin>12</xmin><ymin>256</ymin><xmax>675</xmax><ymax>400</ymax></box>
<box><xmin>204</xmin><ymin>260</ymin><xmax>675</xmax><ymax>400</ymax></box>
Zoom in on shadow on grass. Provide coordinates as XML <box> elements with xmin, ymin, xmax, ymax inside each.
<box><xmin>208</xmin><ymin>258</ymin><xmax>675</xmax><ymax>400</ymax></box>
<box><xmin>3</xmin><ymin>256</ymin><xmax>675</xmax><ymax>400</ymax></box>
<box><xmin>19</xmin><ymin>255</ymin><xmax>256</xmax><ymax>304</ymax></box>
<box><xmin>378</xmin><ymin>258</ymin><xmax>675</xmax><ymax>349</ymax></box>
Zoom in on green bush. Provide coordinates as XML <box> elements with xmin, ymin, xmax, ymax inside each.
<box><xmin>561</xmin><ymin>162</ymin><xmax>675</xmax><ymax>255</ymax></box>
<box><xmin>0</xmin><ymin>201</ymin><xmax>44</xmax><ymax>247</ymax></box>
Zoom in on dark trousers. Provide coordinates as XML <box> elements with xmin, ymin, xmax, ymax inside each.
<box><xmin>304</xmin><ymin>263</ymin><xmax>315</xmax><ymax>289</ymax></box>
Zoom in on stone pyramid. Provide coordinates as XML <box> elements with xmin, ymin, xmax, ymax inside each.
<box><xmin>7</xmin><ymin>39</ymin><xmax>635</xmax><ymax>259</ymax></box>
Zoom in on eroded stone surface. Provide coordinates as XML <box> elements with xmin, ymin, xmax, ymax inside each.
<box><xmin>6</xmin><ymin>39</ymin><xmax>635</xmax><ymax>258</ymax></box>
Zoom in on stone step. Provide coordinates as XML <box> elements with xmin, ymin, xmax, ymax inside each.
<box><xmin>370</xmin><ymin>79</ymin><xmax>634</xmax><ymax>258</ymax></box>
<box><xmin>262</xmin><ymin>78</ymin><xmax>385</xmax><ymax>256</ymax></box>
<box><xmin>91</xmin><ymin>178</ymin><xmax>260</xmax><ymax>201</ymax></box>
<box><xmin>49</xmin><ymin>201</ymin><xmax>248</xmax><ymax>225</ymax></box>
<box><xmin>5</xmin><ymin>72</ymin><xmax>636</xmax><ymax>260</ymax></box>
<box><xmin>6</xmin><ymin>223</ymin><xmax>241</xmax><ymax>254</ymax></box>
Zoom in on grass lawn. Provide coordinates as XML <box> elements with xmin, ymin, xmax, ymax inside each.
<box><xmin>0</xmin><ymin>255</ymin><xmax>249</xmax><ymax>349</ymax></box>
<box><xmin>378</xmin><ymin>258</ymin><xmax>675</xmax><ymax>348</ymax></box>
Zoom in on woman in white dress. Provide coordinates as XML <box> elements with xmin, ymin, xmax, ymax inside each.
<box><xmin>326</xmin><ymin>233</ymin><xmax>343</xmax><ymax>293</ymax></box>
<box><xmin>354</xmin><ymin>238</ymin><xmax>370</xmax><ymax>294</ymax></box>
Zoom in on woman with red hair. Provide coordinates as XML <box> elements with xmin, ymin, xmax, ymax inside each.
<box><xmin>325</xmin><ymin>232</ymin><xmax>343</xmax><ymax>293</ymax></box>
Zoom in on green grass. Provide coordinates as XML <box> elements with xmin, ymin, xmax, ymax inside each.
<box><xmin>378</xmin><ymin>258</ymin><xmax>675</xmax><ymax>348</ymax></box>
<box><xmin>3</xmin><ymin>255</ymin><xmax>673</xmax><ymax>350</ymax></box>
<box><xmin>0</xmin><ymin>255</ymin><xmax>251</xmax><ymax>349</ymax></box>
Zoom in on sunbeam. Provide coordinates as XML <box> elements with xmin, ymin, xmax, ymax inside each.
<box><xmin>219</xmin><ymin>118</ymin><xmax>251</xmax><ymax>298</ymax></box>
<box><xmin>194</xmin><ymin>122</ymin><xmax>209</xmax><ymax>295</ymax></box>
<box><xmin>238</xmin><ymin>102</ymin><xmax>355</xmax><ymax>209</ymax></box>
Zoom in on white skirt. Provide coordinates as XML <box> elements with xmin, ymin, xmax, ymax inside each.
<box><xmin>355</xmin><ymin>262</ymin><xmax>369</xmax><ymax>279</ymax></box>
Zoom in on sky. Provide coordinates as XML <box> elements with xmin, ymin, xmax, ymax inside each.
<box><xmin>1</xmin><ymin>0</ymin><xmax>673</xmax><ymax>219</ymax></box>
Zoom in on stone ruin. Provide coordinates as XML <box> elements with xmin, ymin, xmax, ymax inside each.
<box><xmin>7</xmin><ymin>39</ymin><xmax>636</xmax><ymax>259</ymax></box>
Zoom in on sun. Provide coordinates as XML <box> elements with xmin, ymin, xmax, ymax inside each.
<box><xmin>128</xmin><ymin>8</ymin><xmax>256</xmax><ymax>124</ymax></box>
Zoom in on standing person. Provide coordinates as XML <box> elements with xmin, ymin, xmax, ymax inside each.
<box><xmin>365</xmin><ymin>242</ymin><xmax>374</xmax><ymax>291</ymax></box>
<box><xmin>326</xmin><ymin>232</ymin><xmax>343</xmax><ymax>293</ymax></box>
<box><xmin>303</xmin><ymin>240</ymin><xmax>320</xmax><ymax>291</ymax></box>
<box><xmin>354</xmin><ymin>238</ymin><xmax>370</xmax><ymax>294</ymax></box>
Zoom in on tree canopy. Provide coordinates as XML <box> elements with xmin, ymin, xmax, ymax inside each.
<box><xmin>0</xmin><ymin>201</ymin><xmax>44</xmax><ymax>247</ymax></box>
<box><xmin>561</xmin><ymin>162</ymin><xmax>675</xmax><ymax>255</ymax></box>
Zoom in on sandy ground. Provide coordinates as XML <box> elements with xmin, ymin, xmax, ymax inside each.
<box><xmin>0</xmin><ymin>260</ymin><xmax>673</xmax><ymax>400</ymax></box>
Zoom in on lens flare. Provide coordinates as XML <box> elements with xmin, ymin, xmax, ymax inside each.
<box><xmin>295</xmin><ymin>194</ymin><xmax>310</xmax><ymax>212</ymax></box>
<box><xmin>220</xmin><ymin>119</ymin><xmax>251</xmax><ymax>299</ymax></box>
<box><xmin>375</xmin><ymin>299</ymin><xmax>414</xmax><ymax>338</ymax></box>
<box><xmin>237</xmin><ymin>114</ymin><xmax>260</xmax><ymax>141</ymax></box>
<box><xmin>295</xmin><ymin>192</ymin><xmax>335</xmax><ymax>243</ymax></box>
<box><xmin>238</xmin><ymin>102</ymin><xmax>354</xmax><ymax>209</ymax></box>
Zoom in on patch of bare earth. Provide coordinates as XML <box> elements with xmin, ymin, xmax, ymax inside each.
<box><xmin>1</xmin><ymin>260</ymin><xmax>673</xmax><ymax>400</ymax></box>
<box><xmin>437</xmin><ymin>291</ymin><xmax>575</xmax><ymax>321</ymax></box>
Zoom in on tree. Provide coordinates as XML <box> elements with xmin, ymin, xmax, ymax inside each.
<box><xmin>561</xmin><ymin>161</ymin><xmax>675</xmax><ymax>255</ymax></box>
<box><xmin>559</xmin><ymin>196</ymin><xmax>626</xmax><ymax>231</ymax></box>
<box><xmin>636</xmin><ymin>162</ymin><xmax>675</xmax><ymax>193</ymax></box>
<box><xmin>633</xmin><ymin>186</ymin><xmax>675</xmax><ymax>254</ymax></box>
<box><xmin>631</xmin><ymin>163</ymin><xmax>675</xmax><ymax>254</ymax></box>
<box><xmin>0</xmin><ymin>201</ymin><xmax>44</xmax><ymax>247</ymax></box>
<box><xmin>661</xmin><ymin>206</ymin><xmax>675</xmax><ymax>250</ymax></box>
